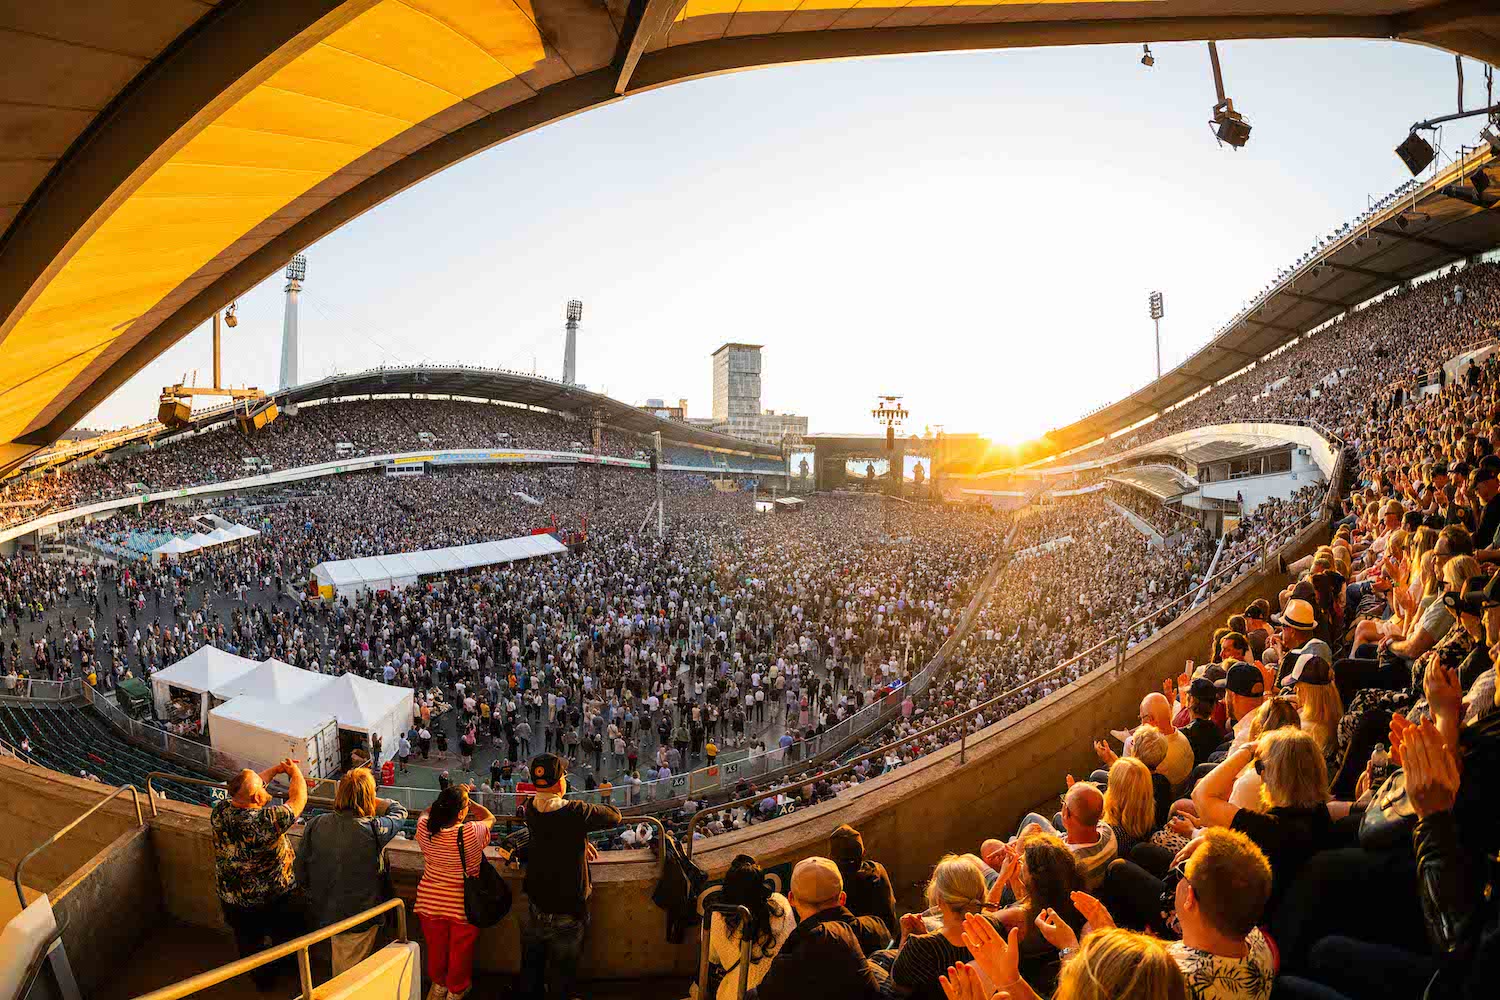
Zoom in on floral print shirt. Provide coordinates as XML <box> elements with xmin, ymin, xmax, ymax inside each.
<box><xmin>210</xmin><ymin>800</ymin><xmax>296</xmax><ymax>907</ymax></box>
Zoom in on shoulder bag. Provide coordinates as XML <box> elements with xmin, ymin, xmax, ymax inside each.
<box><xmin>457</xmin><ymin>824</ymin><xmax>512</xmax><ymax>927</ymax></box>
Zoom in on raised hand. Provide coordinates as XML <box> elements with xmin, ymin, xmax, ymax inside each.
<box><xmin>1069</xmin><ymin>892</ymin><xmax>1116</xmax><ymax>935</ymax></box>
<box><xmin>1033</xmin><ymin>907</ymin><xmax>1078</xmax><ymax>952</ymax></box>
<box><xmin>1403</xmin><ymin>718</ymin><xmax>1461</xmax><ymax>819</ymax></box>
<box><xmin>1423</xmin><ymin>657</ymin><xmax>1462</xmax><ymax>722</ymax></box>
<box><xmin>940</xmin><ymin>962</ymin><xmax>995</xmax><ymax>1000</ymax></box>
<box><xmin>962</xmin><ymin>913</ymin><xmax>1021</xmax><ymax>991</ymax></box>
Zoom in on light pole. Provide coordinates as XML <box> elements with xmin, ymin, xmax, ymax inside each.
<box><xmin>1149</xmin><ymin>290</ymin><xmax>1165</xmax><ymax>380</ymax></box>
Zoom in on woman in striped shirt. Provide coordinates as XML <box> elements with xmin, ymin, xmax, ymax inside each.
<box><xmin>416</xmin><ymin>784</ymin><xmax>498</xmax><ymax>1000</ymax></box>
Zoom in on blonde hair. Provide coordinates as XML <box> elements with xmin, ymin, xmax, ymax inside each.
<box><xmin>1248</xmin><ymin>695</ymin><xmax>1301</xmax><ymax>742</ymax></box>
<box><xmin>1257</xmin><ymin>728</ymin><xmax>1329</xmax><ymax>810</ymax></box>
<box><xmin>1297</xmin><ymin>682</ymin><xmax>1344</xmax><ymax>751</ymax></box>
<box><xmin>1055</xmin><ymin>928</ymin><xmax>1187</xmax><ymax>1000</ymax></box>
<box><xmin>1103</xmin><ymin>757</ymin><xmax>1155</xmax><ymax>841</ymax></box>
<box><xmin>1444</xmin><ymin>555</ymin><xmax>1481</xmax><ymax>592</ymax></box>
<box><xmin>335</xmin><ymin>768</ymin><xmax>377</xmax><ymax>816</ymax></box>
<box><xmin>1130</xmin><ymin>725</ymin><xmax>1168</xmax><ymax>771</ymax></box>
<box><xmin>923</xmin><ymin>853</ymin><xmax>987</xmax><ymax>916</ymax></box>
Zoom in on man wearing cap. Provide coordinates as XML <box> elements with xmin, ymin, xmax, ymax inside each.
<box><xmin>830</xmin><ymin>824</ymin><xmax>898</xmax><ymax>942</ymax></box>
<box><xmin>1242</xmin><ymin>602</ymin><xmax>1273</xmax><ymax>661</ymax></box>
<box><xmin>1469</xmin><ymin>464</ymin><xmax>1500</xmax><ymax>552</ymax></box>
<box><xmin>1182</xmin><ymin>678</ymin><xmax>1228</xmax><ymax>766</ymax></box>
<box><xmin>520</xmin><ymin>753</ymin><xmax>622</xmax><ymax>1000</ymax></box>
<box><xmin>1216</xmin><ymin>661</ymin><xmax>1267</xmax><ymax>751</ymax></box>
<box><xmin>749</xmin><ymin>857</ymin><xmax>886</xmax><ymax>1000</ymax></box>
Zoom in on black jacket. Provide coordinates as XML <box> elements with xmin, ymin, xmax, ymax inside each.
<box><xmin>750</xmin><ymin>906</ymin><xmax>884</xmax><ymax>1000</ymax></box>
<box><xmin>840</xmin><ymin>859</ymin><xmax>898</xmax><ymax>944</ymax></box>
<box><xmin>1418</xmin><ymin>711</ymin><xmax>1500</xmax><ymax>999</ymax></box>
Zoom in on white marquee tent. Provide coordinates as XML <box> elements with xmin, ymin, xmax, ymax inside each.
<box><xmin>208</xmin><ymin>696</ymin><xmax>341</xmax><ymax>780</ymax></box>
<box><xmin>302</xmin><ymin>673</ymin><xmax>414</xmax><ymax>762</ymax></box>
<box><xmin>209</xmin><ymin>658</ymin><xmax>335</xmax><ymax>703</ymax></box>
<box><xmin>149</xmin><ymin>646</ymin><xmax>257</xmax><ymax>727</ymax></box>
<box><xmin>311</xmin><ymin>532</ymin><xmax>567</xmax><ymax>599</ymax></box>
<box><xmin>150</xmin><ymin>522</ymin><xmax>260</xmax><ymax>559</ymax></box>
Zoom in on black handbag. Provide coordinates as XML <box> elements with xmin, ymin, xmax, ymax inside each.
<box><xmin>1358</xmin><ymin>768</ymin><xmax>1417</xmax><ymax>850</ymax></box>
<box><xmin>457</xmin><ymin>826</ymin><xmax>512</xmax><ymax>927</ymax></box>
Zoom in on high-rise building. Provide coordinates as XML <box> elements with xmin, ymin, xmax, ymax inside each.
<box><xmin>711</xmin><ymin>343</ymin><xmax>762</xmax><ymax>423</ymax></box>
<box><xmin>707</xmin><ymin>343</ymin><xmax>807</xmax><ymax>446</ymax></box>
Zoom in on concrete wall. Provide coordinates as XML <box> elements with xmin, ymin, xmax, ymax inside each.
<box><xmin>50</xmin><ymin>825</ymin><xmax>163</xmax><ymax>996</ymax></box>
<box><xmin>0</xmin><ymin>761</ymin><xmax>144</xmax><ymax>892</ymax></box>
<box><xmin>0</xmin><ymin>520</ymin><xmax>1325</xmax><ymax>985</ymax></box>
<box><xmin>1201</xmin><ymin>467</ymin><xmax>1324</xmax><ymax>511</ymax></box>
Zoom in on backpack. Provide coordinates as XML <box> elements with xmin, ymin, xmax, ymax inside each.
<box><xmin>651</xmin><ymin>831</ymin><xmax>708</xmax><ymax>943</ymax></box>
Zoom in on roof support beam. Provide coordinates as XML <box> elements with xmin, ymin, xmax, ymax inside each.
<box><xmin>1281</xmin><ymin>291</ymin><xmax>1347</xmax><ymax>309</ymax></box>
<box><xmin>1320</xmin><ymin>261</ymin><xmax>1392</xmax><ymax>282</ymax></box>
<box><xmin>614</xmin><ymin>0</ymin><xmax>691</xmax><ymax>94</ymax></box>
<box><xmin>1394</xmin><ymin>0</ymin><xmax>1496</xmax><ymax>35</ymax></box>
<box><xmin>1370</xmin><ymin>227</ymin><xmax>1461</xmax><ymax>254</ymax></box>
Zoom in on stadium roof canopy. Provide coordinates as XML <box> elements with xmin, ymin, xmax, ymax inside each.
<box><xmin>282</xmin><ymin>365</ymin><xmax>781</xmax><ymax>455</ymax></box>
<box><xmin>1043</xmin><ymin>143</ymin><xmax>1500</xmax><ymax>455</ymax></box>
<box><xmin>1</xmin><ymin>3</ymin><xmax>1499</xmax><ymax>477</ymax></box>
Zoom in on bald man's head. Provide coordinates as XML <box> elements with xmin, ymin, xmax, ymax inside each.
<box><xmin>1064</xmin><ymin>782</ymin><xmax>1104</xmax><ymax>829</ymax></box>
<box><xmin>1141</xmin><ymin>692</ymin><xmax>1172</xmax><ymax>730</ymax></box>
<box><xmin>789</xmin><ymin>857</ymin><xmax>845</xmax><ymax>920</ymax></box>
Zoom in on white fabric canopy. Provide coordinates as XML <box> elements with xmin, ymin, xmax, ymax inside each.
<box><xmin>149</xmin><ymin>646</ymin><xmax>258</xmax><ymax>724</ymax></box>
<box><xmin>151</xmin><ymin>536</ymin><xmax>196</xmax><ymax>556</ymax></box>
<box><xmin>310</xmin><ymin>532</ymin><xmax>566</xmax><ymax>598</ymax></box>
<box><xmin>302</xmin><ymin>673</ymin><xmax>414</xmax><ymax>759</ymax></box>
<box><xmin>210</xmin><ymin>659</ymin><xmax>335</xmax><ymax>703</ymax></box>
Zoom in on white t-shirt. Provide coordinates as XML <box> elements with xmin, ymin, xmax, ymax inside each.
<box><xmin>1169</xmin><ymin>928</ymin><xmax>1275</xmax><ymax>1000</ymax></box>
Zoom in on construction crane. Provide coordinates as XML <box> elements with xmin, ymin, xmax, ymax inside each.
<box><xmin>157</xmin><ymin>301</ymin><xmax>278</xmax><ymax>432</ymax></box>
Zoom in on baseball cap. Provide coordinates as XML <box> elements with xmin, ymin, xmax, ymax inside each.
<box><xmin>1189</xmin><ymin>677</ymin><xmax>1222</xmax><ymax>703</ymax></box>
<box><xmin>829</xmin><ymin>824</ymin><xmax>865</xmax><ymax>864</ymax></box>
<box><xmin>1433</xmin><ymin>462</ymin><xmax>1449</xmax><ymax>476</ymax></box>
<box><xmin>1215</xmin><ymin>660</ymin><xmax>1265</xmax><ymax>698</ymax></box>
<box><xmin>1280</xmin><ymin>651</ymin><xmax>1332</xmax><ymax>688</ymax></box>
<box><xmin>1242</xmin><ymin>604</ymin><xmax>1267</xmax><ymax>622</ymax></box>
<box><xmin>529</xmin><ymin>752</ymin><xmax>567</xmax><ymax>789</ymax></box>
<box><xmin>1472</xmin><ymin>466</ymin><xmax>1497</xmax><ymax>489</ymax></box>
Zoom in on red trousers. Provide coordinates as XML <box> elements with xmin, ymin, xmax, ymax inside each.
<box><xmin>419</xmin><ymin>914</ymin><xmax>482</xmax><ymax>992</ymax></box>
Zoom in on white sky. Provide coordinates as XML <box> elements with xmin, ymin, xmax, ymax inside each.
<box><xmin>81</xmin><ymin>39</ymin><xmax>1498</xmax><ymax>445</ymax></box>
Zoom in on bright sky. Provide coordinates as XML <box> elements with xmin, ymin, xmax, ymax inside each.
<box><xmin>82</xmin><ymin>39</ymin><xmax>1496</xmax><ymax>445</ymax></box>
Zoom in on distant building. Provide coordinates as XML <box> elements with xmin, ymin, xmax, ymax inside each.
<box><xmin>639</xmin><ymin>398</ymin><xmax>688</xmax><ymax>421</ymax></box>
<box><xmin>708</xmin><ymin>343</ymin><xmax>808</xmax><ymax>446</ymax></box>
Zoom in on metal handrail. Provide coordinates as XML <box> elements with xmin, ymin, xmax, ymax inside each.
<box><xmin>15</xmin><ymin>783</ymin><xmax>142</xmax><ymax>907</ymax></box>
<box><xmin>683</xmin><ymin>489</ymin><xmax>1331</xmax><ymax>853</ymax></box>
<box><xmin>132</xmin><ymin>897</ymin><xmax>409</xmax><ymax>1000</ymax></box>
<box><xmin>698</xmin><ymin>904</ymin><xmax>753</xmax><ymax>1000</ymax></box>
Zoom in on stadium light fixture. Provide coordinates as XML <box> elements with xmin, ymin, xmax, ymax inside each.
<box><xmin>1141</xmin><ymin>44</ymin><xmax>1154</xmax><ymax>68</ymax></box>
<box><xmin>1473</xmin><ymin>168</ymin><xmax>1492</xmax><ymax>198</ymax></box>
<box><xmin>1395</xmin><ymin>132</ymin><xmax>1437</xmax><ymax>175</ymax></box>
<box><xmin>1206</xmin><ymin>42</ymin><xmax>1250</xmax><ymax>149</ymax></box>
<box><xmin>1484</xmin><ymin>126</ymin><xmax>1500</xmax><ymax>156</ymax></box>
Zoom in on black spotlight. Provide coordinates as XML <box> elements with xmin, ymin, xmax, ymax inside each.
<box><xmin>1397</xmin><ymin>215</ymin><xmax>1411</xmax><ymax>232</ymax></box>
<box><xmin>1396</xmin><ymin>132</ymin><xmax>1436</xmax><ymax>175</ymax></box>
<box><xmin>1211</xmin><ymin>104</ymin><xmax>1251</xmax><ymax>148</ymax></box>
<box><xmin>1473</xmin><ymin>169</ymin><xmax>1492</xmax><ymax>197</ymax></box>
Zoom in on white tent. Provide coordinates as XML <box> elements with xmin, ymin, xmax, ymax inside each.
<box><xmin>208</xmin><ymin>696</ymin><xmax>341</xmax><ymax>780</ymax></box>
<box><xmin>149</xmin><ymin>646</ymin><xmax>258</xmax><ymax>726</ymax></box>
<box><xmin>151</xmin><ymin>536</ymin><xmax>197</xmax><ymax>559</ymax></box>
<box><xmin>205</xmin><ymin>527</ymin><xmax>237</xmax><ymax>545</ymax></box>
<box><xmin>310</xmin><ymin>532</ymin><xmax>567</xmax><ymax>599</ymax></box>
<box><xmin>210</xmin><ymin>658</ymin><xmax>335</xmax><ymax>703</ymax></box>
<box><xmin>303</xmin><ymin>673</ymin><xmax>414</xmax><ymax>763</ymax></box>
<box><xmin>228</xmin><ymin>523</ymin><xmax>260</xmax><ymax>539</ymax></box>
<box><xmin>183</xmin><ymin>532</ymin><xmax>216</xmax><ymax>550</ymax></box>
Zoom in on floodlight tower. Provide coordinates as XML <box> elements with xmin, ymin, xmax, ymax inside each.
<box><xmin>563</xmin><ymin>299</ymin><xmax>582</xmax><ymax>384</ymax></box>
<box><xmin>279</xmin><ymin>253</ymin><xmax>307</xmax><ymax>412</ymax></box>
<box><xmin>1149</xmin><ymin>291</ymin><xmax>1165</xmax><ymax>380</ymax></box>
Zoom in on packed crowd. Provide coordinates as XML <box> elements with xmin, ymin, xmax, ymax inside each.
<box><xmin>0</xmin><ymin>396</ymin><xmax>780</xmax><ymax>528</ymax></box>
<box><xmin>1104</xmin><ymin>483</ymin><xmax>1199</xmax><ymax>537</ymax></box>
